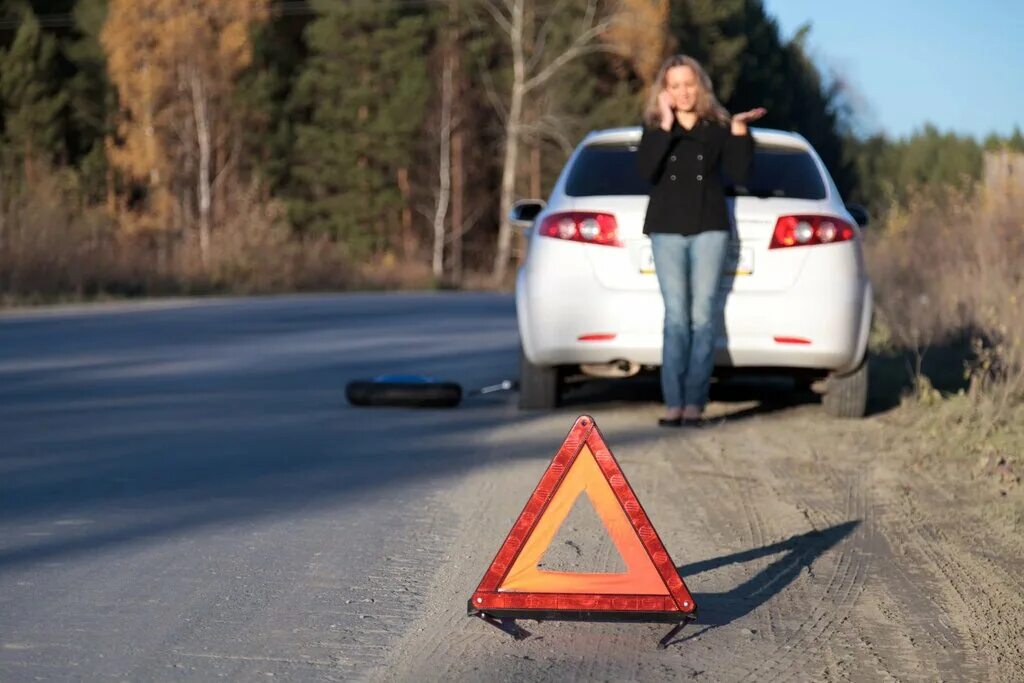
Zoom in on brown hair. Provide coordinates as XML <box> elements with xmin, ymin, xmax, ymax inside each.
<box><xmin>644</xmin><ymin>54</ymin><xmax>731</xmax><ymax>128</ymax></box>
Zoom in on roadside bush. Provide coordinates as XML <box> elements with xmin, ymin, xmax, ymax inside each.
<box><xmin>867</xmin><ymin>185</ymin><xmax>1024</xmax><ymax>431</ymax></box>
<box><xmin>0</xmin><ymin>168</ymin><xmax>437</xmax><ymax>305</ymax></box>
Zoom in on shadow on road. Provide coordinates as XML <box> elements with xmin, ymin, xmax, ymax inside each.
<box><xmin>669</xmin><ymin>520</ymin><xmax>860</xmax><ymax>644</ymax></box>
<box><xmin>0</xmin><ymin>296</ymin><xmax>525</xmax><ymax>568</ymax></box>
<box><xmin>0</xmin><ymin>294</ymin><xmax>857</xmax><ymax>574</ymax></box>
<box><xmin>561</xmin><ymin>371</ymin><xmax>821</xmax><ymax>423</ymax></box>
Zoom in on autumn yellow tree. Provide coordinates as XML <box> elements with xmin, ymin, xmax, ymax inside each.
<box><xmin>101</xmin><ymin>0</ymin><xmax>269</xmax><ymax>266</ymax></box>
<box><xmin>605</xmin><ymin>0</ymin><xmax>670</xmax><ymax>85</ymax></box>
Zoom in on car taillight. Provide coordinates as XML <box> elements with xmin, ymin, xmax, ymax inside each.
<box><xmin>538</xmin><ymin>212</ymin><xmax>622</xmax><ymax>247</ymax></box>
<box><xmin>769</xmin><ymin>215</ymin><xmax>855</xmax><ymax>249</ymax></box>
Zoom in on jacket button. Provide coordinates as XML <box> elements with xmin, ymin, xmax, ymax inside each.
<box><xmin>670</xmin><ymin>174</ymin><xmax>677</xmax><ymax>181</ymax></box>
<box><xmin>670</xmin><ymin>155</ymin><xmax>676</xmax><ymax>161</ymax></box>
<box><xmin>696</xmin><ymin>174</ymin><xmax>703</xmax><ymax>181</ymax></box>
<box><xmin>697</xmin><ymin>154</ymin><xmax>703</xmax><ymax>161</ymax></box>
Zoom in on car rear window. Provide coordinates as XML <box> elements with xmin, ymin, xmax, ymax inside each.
<box><xmin>564</xmin><ymin>141</ymin><xmax>827</xmax><ymax>200</ymax></box>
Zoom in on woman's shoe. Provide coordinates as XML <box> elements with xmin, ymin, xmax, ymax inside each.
<box><xmin>658</xmin><ymin>417</ymin><xmax>683</xmax><ymax>427</ymax></box>
<box><xmin>681</xmin><ymin>406</ymin><xmax>703</xmax><ymax>427</ymax></box>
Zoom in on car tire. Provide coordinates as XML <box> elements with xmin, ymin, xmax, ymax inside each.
<box><xmin>518</xmin><ymin>347</ymin><xmax>562</xmax><ymax>410</ymax></box>
<box><xmin>346</xmin><ymin>380</ymin><xmax>462</xmax><ymax>408</ymax></box>
<box><xmin>822</xmin><ymin>359</ymin><xmax>868</xmax><ymax>418</ymax></box>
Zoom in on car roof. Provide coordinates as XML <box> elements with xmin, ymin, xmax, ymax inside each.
<box><xmin>582</xmin><ymin>126</ymin><xmax>811</xmax><ymax>149</ymax></box>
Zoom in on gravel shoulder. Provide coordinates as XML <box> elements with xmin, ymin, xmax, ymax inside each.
<box><xmin>375</xmin><ymin>395</ymin><xmax>1024</xmax><ymax>682</ymax></box>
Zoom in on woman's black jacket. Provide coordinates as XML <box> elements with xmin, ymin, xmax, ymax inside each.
<box><xmin>636</xmin><ymin>118</ymin><xmax>754</xmax><ymax>236</ymax></box>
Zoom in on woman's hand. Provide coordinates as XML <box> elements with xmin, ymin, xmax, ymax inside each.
<box><xmin>731</xmin><ymin>107</ymin><xmax>767</xmax><ymax>135</ymax></box>
<box><xmin>658</xmin><ymin>90</ymin><xmax>675</xmax><ymax>131</ymax></box>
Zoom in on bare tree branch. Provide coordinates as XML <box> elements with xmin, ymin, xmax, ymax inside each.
<box><xmin>519</xmin><ymin>114</ymin><xmax>575</xmax><ymax>155</ymax></box>
<box><xmin>524</xmin><ymin>18</ymin><xmax>616</xmax><ymax>93</ymax></box>
<box><xmin>212</xmin><ymin>148</ymin><xmax>236</xmax><ymax>194</ymax></box>
<box><xmin>525</xmin><ymin>0</ymin><xmax>573</xmax><ymax>73</ymax></box>
<box><xmin>445</xmin><ymin>203</ymin><xmax>488</xmax><ymax>244</ymax></box>
<box><xmin>479</xmin><ymin>0</ymin><xmax>514</xmax><ymax>36</ymax></box>
<box><xmin>478</xmin><ymin>0</ymin><xmax>625</xmax><ymax>282</ymax></box>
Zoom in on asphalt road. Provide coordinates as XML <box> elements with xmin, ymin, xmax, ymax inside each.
<box><xmin>0</xmin><ymin>293</ymin><xmax>522</xmax><ymax>679</ymax></box>
<box><xmin>2</xmin><ymin>293</ymin><xmax>1020</xmax><ymax>681</ymax></box>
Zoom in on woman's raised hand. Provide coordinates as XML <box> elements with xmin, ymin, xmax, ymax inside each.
<box><xmin>732</xmin><ymin>107</ymin><xmax>767</xmax><ymax>124</ymax></box>
<box><xmin>731</xmin><ymin>107</ymin><xmax>767</xmax><ymax>134</ymax></box>
<box><xmin>658</xmin><ymin>90</ymin><xmax>675</xmax><ymax>130</ymax></box>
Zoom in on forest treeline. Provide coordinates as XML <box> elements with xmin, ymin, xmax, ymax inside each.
<box><xmin>1</xmin><ymin>0</ymin><xmax>1021</xmax><ymax>296</ymax></box>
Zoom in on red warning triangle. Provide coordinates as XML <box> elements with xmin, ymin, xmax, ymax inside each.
<box><xmin>469</xmin><ymin>415</ymin><xmax>696</xmax><ymax>621</ymax></box>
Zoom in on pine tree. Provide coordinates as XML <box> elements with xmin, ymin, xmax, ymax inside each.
<box><xmin>983</xmin><ymin>133</ymin><xmax>1004</xmax><ymax>152</ymax></box>
<box><xmin>668</xmin><ymin>0</ymin><xmax>747</xmax><ymax>101</ymax></box>
<box><xmin>1009</xmin><ymin>126</ymin><xmax>1024</xmax><ymax>153</ymax></box>
<box><xmin>235</xmin><ymin>7</ymin><xmax>310</xmax><ymax>197</ymax></box>
<box><xmin>0</xmin><ymin>8</ymin><xmax>67</xmax><ymax>181</ymax></box>
<box><xmin>289</xmin><ymin>0</ymin><xmax>430</xmax><ymax>258</ymax></box>
<box><xmin>64</xmin><ymin>0</ymin><xmax>114</xmax><ymax>203</ymax></box>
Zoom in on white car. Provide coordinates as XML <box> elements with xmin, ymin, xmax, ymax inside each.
<box><xmin>513</xmin><ymin>126</ymin><xmax>872</xmax><ymax>417</ymax></box>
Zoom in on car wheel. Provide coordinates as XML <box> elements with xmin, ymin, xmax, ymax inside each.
<box><xmin>518</xmin><ymin>347</ymin><xmax>563</xmax><ymax>410</ymax></box>
<box><xmin>822</xmin><ymin>359</ymin><xmax>868</xmax><ymax>418</ymax></box>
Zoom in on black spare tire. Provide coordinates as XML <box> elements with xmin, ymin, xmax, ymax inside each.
<box><xmin>346</xmin><ymin>376</ymin><xmax>463</xmax><ymax>408</ymax></box>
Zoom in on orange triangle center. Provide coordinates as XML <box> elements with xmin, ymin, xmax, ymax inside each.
<box><xmin>498</xmin><ymin>444</ymin><xmax>669</xmax><ymax>595</ymax></box>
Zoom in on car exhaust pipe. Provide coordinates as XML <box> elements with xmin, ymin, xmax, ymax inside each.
<box><xmin>580</xmin><ymin>359</ymin><xmax>641</xmax><ymax>379</ymax></box>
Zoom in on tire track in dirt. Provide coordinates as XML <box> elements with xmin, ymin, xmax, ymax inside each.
<box><xmin>725</xmin><ymin>424</ymin><xmax>872</xmax><ymax>682</ymax></box>
<box><xmin>757</xmin><ymin>425</ymin><xmax>976</xmax><ymax>681</ymax></box>
<box><xmin>701</xmin><ymin>432</ymin><xmax>786</xmax><ymax>662</ymax></box>
<box><xmin>661</xmin><ymin>432</ymin><xmax>777</xmax><ymax>681</ymax></box>
<box><xmin>880</xmin><ymin>477</ymin><xmax>1024</xmax><ymax>681</ymax></box>
<box><xmin>880</xmin><ymin>510</ymin><xmax>986</xmax><ymax>676</ymax></box>
<box><xmin>772</xmin><ymin>430</ymin><xmax>966</xmax><ymax>681</ymax></box>
<box><xmin>661</xmin><ymin>422</ymin><xmax>867</xmax><ymax>681</ymax></box>
<box><xmin>760</xmin><ymin>465</ymin><xmax>870</xmax><ymax>681</ymax></box>
<box><xmin>909</xmin><ymin>462</ymin><xmax>1024</xmax><ymax>598</ymax></box>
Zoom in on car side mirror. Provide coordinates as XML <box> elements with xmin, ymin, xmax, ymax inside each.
<box><xmin>509</xmin><ymin>199</ymin><xmax>546</xmax><ymax>230</ymax></box>
<box><xmin>846</xmin><ymin>203</ymin><xmax>870</xmax><ymax>228</ymax></box>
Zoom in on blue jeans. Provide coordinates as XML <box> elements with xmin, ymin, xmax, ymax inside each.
<box><xmin>650</xmin><ymin>231</ymin><xmax>729</xmax><ymax>409</ymax></box>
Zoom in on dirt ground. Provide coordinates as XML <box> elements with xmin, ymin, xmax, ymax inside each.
<box><xmin>373</xmin><ymin>385</ymin><xmax>1024</xmax><ymax>682</ymax></box>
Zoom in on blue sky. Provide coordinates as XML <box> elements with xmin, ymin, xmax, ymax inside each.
<box><xmin>762</xmin><ymin>0</ymin><xmax>1023</xmax><ymax>140</ymax></box>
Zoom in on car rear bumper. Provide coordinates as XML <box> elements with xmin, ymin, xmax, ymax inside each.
<box><xmin>518</xmin><ymin>259</ymin><xmax>871</xmax><ymax>374</ymax></box>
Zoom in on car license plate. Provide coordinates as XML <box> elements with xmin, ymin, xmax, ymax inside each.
<box><xmin>640</xmin><ymin>247</ymin><xmax>656</xmax><ymax>274</ymax></box>
<box><xmin>639</xmin><ymin>244</ymin><xmax>754</xmax><ymax>275</ymax></box>
<box><xmin>732</xmin><ymin>246</ymin><xmax>754</xmax><ymax>276</ymax></box>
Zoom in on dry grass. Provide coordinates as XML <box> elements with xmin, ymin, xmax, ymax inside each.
<box><xmin>867</xmin><ymin>185</ymin><xmax>1024</xmax><ymax>447</ymax></box>
<box><xmin>0</xmin><ymin>171</ymin><xmax>445</xmax><ymax>306</ymax></box>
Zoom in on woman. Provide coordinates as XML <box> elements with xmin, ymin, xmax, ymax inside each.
<box><xmin>636</xmin><ymin>55</ymin><xmax>766</xmax><ymax>427</ymax></box>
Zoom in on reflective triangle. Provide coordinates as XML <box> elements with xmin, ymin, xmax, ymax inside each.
<box><xmin>469</xmin><ymin>415</ymin><xmax>696</xmax><ymax>617</ymax></box>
